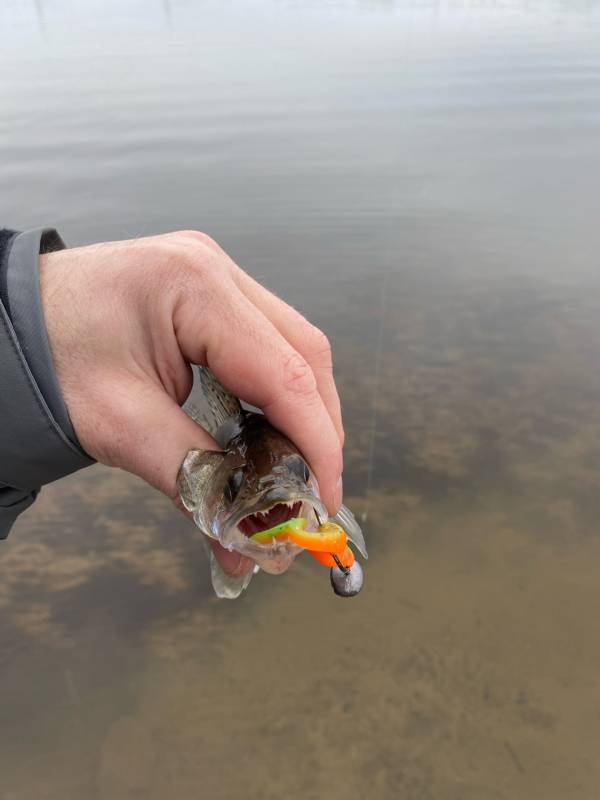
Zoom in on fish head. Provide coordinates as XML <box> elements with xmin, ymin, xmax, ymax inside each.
<box><xmin>177</xmin><ymin>413</ymin><xmax>328</xmax><ymax>574</ymax></box>
<box><xmin>177</xmin><ymin>448</ymin><xmax>246</xmax><ymax>533</ymax></box>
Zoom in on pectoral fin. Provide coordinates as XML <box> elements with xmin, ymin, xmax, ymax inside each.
<box><xmin>209</xmin><ymin>549</ymin><xmax>257</xmax><ymax>599</ymax></box>
<box><xmin>334</xmin><ymin>504</ymin><xmax>368</xmax><ymax>559</ymax></box>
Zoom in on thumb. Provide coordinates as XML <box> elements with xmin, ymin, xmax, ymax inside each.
<box><xmin>105</xmin><ymin>380</ymin><xmax>218</xmax><ymax>499</ymax></box>
<box><xmin>98</xmin><ymin>381</ymin><xmax>254</xmax><ymax>579</ymax></box>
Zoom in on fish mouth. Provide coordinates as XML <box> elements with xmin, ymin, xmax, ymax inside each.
<box><xmin>238</xmin><ymin>500</ymin><xmax>303</xmax><ymax>537</ymax></box>
<box><xmin>221</xmin><ymin>491</ymin><xmax>328</xmax><ymax>575</ymax></box>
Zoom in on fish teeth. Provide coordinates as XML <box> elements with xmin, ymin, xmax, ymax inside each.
<box><xmin>250</xmin><ymin>500</ymin><xmax>301</xmax><ymax>525</ymax></box>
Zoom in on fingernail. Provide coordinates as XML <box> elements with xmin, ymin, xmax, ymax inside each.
<box><xmin>334</xmin><ymin>475</ymin><xmax>343</xmax><ymax>511</ymax></box>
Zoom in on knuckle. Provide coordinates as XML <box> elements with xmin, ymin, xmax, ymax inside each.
<box><xmin>139</xmin><ymin>236</ymin><xmax>188</xmax><ymax>272</ymax></box>
<box><xmin>174</xmin><ymin>230</ymin><xmax>221</xmax><ymax>252</ymax></box>
<box><xmin>148</xmin><ymin>233</ymin><xmax>222</xmax><ymax>282</ymax></box>
<box><xmin>178</xmin><ymin>237</ymin><xmax>228</xmax><ymax>282</ymax></box>
<box><xmin>305</xmin><ymin>325</ymin><xmax>333</xmax><ymax>369</ymax></box>
<box><xmin>281</xmin><ymin>352</ymin><xmax>318</xmax><ymax>399</ymax></box>
<box><xmin>163</xmin><ymin>244</ymin><xmax>222</xmax><ymax>292</ymax></box>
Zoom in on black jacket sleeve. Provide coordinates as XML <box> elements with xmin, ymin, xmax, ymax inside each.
<box><xmin>0</xmin><ymin>228</ymin><xmax>94</xmax><ymax>539</ymax></box>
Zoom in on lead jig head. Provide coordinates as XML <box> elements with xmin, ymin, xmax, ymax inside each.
<box><xmin>330</xmin><ymin>559</ymin><xmax>364</xmax><ymax>597</ymax></box>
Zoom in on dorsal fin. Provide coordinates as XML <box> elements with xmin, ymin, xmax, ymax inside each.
<box><xmin>183</xmin><ymin>366</ymin><xmax>243</xmax><ymax>447</ymax></box>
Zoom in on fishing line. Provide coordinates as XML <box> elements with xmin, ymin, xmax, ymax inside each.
<box><xmin>361</xmin><ymin>254</ymin><xmax>390</xmax><ymax>524</ymax></box>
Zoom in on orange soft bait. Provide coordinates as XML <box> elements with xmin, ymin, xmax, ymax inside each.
<box><xmin>250</xmin><ymin>518</ymin><xmax>353</xmax><ymax>567</ymax></box>
<box><xmin>308</xmin><ymin>545</ymin><xmax>355</xmax><ymax>569</ymax></box>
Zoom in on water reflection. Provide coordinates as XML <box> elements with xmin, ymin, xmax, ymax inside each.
<box><xmin>4</xmin><ymin>267</ymin><xmax>600</xmax><ymax>796</ymax></box>
<box><xmin>2</xmin><ymin>0</ymin><xmax>600</xmax><ymax>797</ymax></box>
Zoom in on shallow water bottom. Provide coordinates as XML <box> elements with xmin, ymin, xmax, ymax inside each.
<box><xmin>1</xmin><ymin>465</ymin><xmax>600</xmax><ymax>800</ymax></box>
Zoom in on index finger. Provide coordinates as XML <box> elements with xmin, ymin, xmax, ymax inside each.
<box><xmin>175</xmin><ymin>284</ymin><xmax>343</xmax><ymax>514</ymax></box>
<box><xmin>229</xmin><ymin>268</ymin><xmax>345</xmax><ymax>447</ymax></box>
<box><xmin>177</xmin><ymin>232</ymin><xmax>344</xmax><ymax>446</ymax></box>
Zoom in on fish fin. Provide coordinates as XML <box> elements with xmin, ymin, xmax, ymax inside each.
<box><xmin>334</xmin><ymin>504</ymin><xmax>368</xmax><ymax>559</ymax></box>
<box><xmin>210</xmin><ymin>549</ymin><xmax>257</xmax><ymax>599</ymax></box>
<box><xmin>176</xmin><ymin>449</ymin><xmax>227</xmax><ymax>513</ymax></box>
<box><xmin>183</xmin><ymin>366</ymin><xmax>243</xmax><ymax>445</ymax></box>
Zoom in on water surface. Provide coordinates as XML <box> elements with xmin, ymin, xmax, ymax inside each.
<box><xmin>2</xmin><ymin>1</ymin><xmax>600</xmax><ymax>798</ymax></box>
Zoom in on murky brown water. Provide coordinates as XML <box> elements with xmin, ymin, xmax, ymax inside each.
<box><xmin>2</xmin><ymin>1</ymin><xmax>600</xmax><ymax>797</ymax></box>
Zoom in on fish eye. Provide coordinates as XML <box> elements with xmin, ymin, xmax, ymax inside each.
<box><xmin>287</xmin><ymin>456</ymin><xmax>310</xmax><ymax>483</ymax></box>
<box><xmin>224</xmin><ymin>468</ymin><xmax>245</xmax><ymax>504</ymax></box>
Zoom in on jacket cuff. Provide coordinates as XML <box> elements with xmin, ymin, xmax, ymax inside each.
<box><xmin>7</xmin><ymin>228</ymin><xmax>82</xmax><ymax>446</ymax></box>
<box><xmin>0</xmin><ymin>229</ymin><xmax>94</xmax><ymax>492</ymax></box>
<box><xmin>0</xmin><ymin>485</ymin><xmax>38</xmax><ymax>540</ymax></box>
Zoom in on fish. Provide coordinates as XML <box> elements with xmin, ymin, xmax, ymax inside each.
<box><xmin>177</xmin><ymin>365</ymin><xmax>367</xmax><ymax>598</ymax></box>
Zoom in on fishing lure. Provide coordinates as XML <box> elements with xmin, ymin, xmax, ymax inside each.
<box><xmin>250</xmin><ymin>516</ymin><xmax>363</xmax><ymax>597</ymax></box>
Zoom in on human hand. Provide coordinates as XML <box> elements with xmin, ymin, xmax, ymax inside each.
<box><xmin>40</xmin><ymin>232</ymin><xmax>344</xmax><ymax>577</ymax></box>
